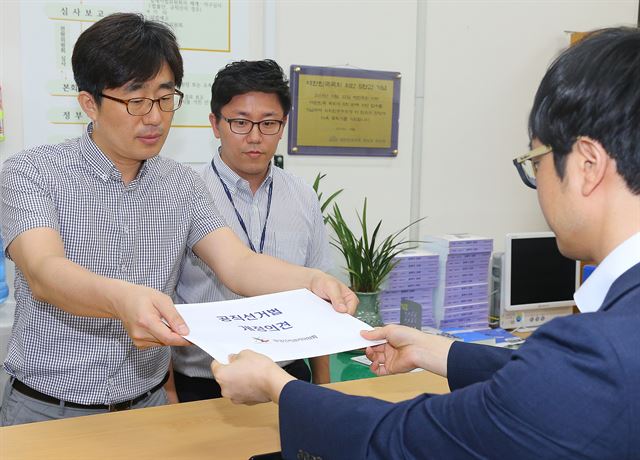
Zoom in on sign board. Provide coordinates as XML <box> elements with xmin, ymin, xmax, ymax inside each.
<box><xmin>288</xmin><ymin>65</ymin><xmax>401</xmax><ymax>157</ymax></box>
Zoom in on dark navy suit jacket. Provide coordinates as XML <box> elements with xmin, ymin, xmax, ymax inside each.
<box><xmin>279</xmin><ymin>263</ymin><xmax>640</xmax><ymax>459</ymax></box>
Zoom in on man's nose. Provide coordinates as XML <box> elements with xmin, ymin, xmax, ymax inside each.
<box><xmin>246</xmin><ymin>123</ymin><xmax>262</xmax><ymax>142</ymax></box>
<box><xmin>142</xmin><ymin>100</ymin><xmax>163</xmax><ymax>124</ymax></box>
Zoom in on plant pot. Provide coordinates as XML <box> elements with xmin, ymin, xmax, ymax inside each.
<box><xmin>354</xmin><ymin>291</ymin><xmax>384</xmax><ymax>328</ymax></box>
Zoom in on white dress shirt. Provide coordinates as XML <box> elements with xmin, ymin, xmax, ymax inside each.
<box><xmin>574</xmin><ymin>232</ymin><xmax>640</xmax><ymax>313</ymax></box>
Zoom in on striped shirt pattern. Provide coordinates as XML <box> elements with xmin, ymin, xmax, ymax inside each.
<box><xmin>172</xmin><ymin>149</ymin><xmax>331</xmax><ymax>378</ymax></box>
<box><xmin>0</xmin><ymin>124</ymin><xmax>225</xmax><ymax>404</ymax></box>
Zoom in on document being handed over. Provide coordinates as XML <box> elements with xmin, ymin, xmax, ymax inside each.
<box><xmin>175</xmin><ymin>289</ymin><xmax>385</xmax><ymax>364</ymax></box>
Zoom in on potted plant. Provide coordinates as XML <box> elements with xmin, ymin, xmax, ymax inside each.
<box><xmin>327</xmin><ymin>199</ymin><xmax>423</xmax><ymax>327</ymax></box>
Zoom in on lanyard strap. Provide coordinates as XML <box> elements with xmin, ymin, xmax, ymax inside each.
<box><xmin>211</xmin><ymin>159</ymin><xmax>273</xmax><ymax>254</ymax></box>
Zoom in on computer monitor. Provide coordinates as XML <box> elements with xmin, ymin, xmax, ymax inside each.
<box><xmin>491</xmin><ymin>232</ymin><xmax>577</xmax><ymax>329</ymax></box>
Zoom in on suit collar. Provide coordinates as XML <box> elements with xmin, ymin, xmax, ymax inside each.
<box><xmin>599</xmin><ymin>262</ymin><xmax>640</xmax><ymax>312</ymax></box>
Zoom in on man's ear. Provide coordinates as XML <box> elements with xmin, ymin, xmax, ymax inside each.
<box><xmin>77</xmin><ymin>91</ymin><xmax>99</xmax><ymax>122</ymax></box>
<box><xmin>209</xmin><ymin>113</ymin><xmax>221</xmax><ymax>139</ymax></box>
<box><xmin>575</xmin><ymin>136</ymin><xmax>609</xmax><ymax>196</ymax></box>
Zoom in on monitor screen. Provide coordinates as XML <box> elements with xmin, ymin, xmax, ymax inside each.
<box><xmin>504</xmin><ymin>232</ymin><xmax>577</xmax><ymax>311</ymax></box>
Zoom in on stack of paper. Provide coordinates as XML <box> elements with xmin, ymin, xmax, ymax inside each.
<box><xmin>424</xmin><ymin>234</ymin><xmax>493</xmax><ymax>329</ymax></box>
<box><xmin>379</xmin><ymin>250</ymin><xmax>439</xmax><ymax>328</ymax></box>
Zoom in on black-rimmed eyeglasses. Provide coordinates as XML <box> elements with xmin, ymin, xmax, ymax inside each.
<box><xmin>100</xmin><ymin>89</ymin><xmax>184</xmax><ymax>116</ymax></box>
<box><xmin>223</xmin><ymin>117</ymin><xmax>284</xmax><ymax>135</ymax></box>
<box><xmin>512</xmin><ymin>144</ymin><xmax>552</xmax><ymax>189</ymax></box>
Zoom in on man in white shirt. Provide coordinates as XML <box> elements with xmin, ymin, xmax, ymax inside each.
<box><xmin>169</xmin><ymin>60</ymin><xmax>333</xmax><ymax>402</ymax></box>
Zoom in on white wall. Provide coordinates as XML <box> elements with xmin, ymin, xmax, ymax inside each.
<box><xmin>418</xmin><ymin>0</ymin><xmax>638</xmax><ymax>250</ymax></box>
<box><xmin>270</xmin><ymin>0</ymin><xmax>638</xmax><ymax>251</ymax></box>
<box><xmin>1</xmin><ymin>0</ymin><xmax>638</xmax><ymax>270</ymax></box>
<box><xmin>273</xmin><ymin>0</ymin><xmax>418</xmax><ymax>243</ymax></box>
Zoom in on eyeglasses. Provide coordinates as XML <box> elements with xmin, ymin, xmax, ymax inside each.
<box><xmin>100</xmin><ymin>89</ymin><xmax>184</xmax><ymax>116</ymax></box>
<box><xmin>512</xmin><ymin>144</ymin><xmax>552</xmax><ymax>189</ymax></box>
<box><xmin>223</xmin><ymin>117</ymin><xmax>284</xmax><ymax>135</ymax></box>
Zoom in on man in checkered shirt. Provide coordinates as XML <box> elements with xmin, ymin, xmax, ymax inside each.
<box><xmin>0</xmin><ymin>13</ymin><xmax>356</xmax><ymax>426</ymax></box>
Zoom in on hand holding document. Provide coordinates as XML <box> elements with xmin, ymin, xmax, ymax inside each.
<box><xmin>175</xmin><ymin>289</ymin><xmax>386</xmax><ymax>364</ymax></box>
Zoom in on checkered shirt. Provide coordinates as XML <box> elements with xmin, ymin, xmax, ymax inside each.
<box><xmin>0</xmin><ymin>123</ymin><xmax>225</xmax><ymax>404</ymax></box>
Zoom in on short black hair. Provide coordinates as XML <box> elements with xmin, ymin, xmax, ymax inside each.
<box><xmin>210</xmin><ymin>59</ymin><xmax>291</xmax><ymax>118</ymax></box>
<box><xmin>529</xmin><ymin>27</ymin><xmax>640</xmax><ymax>194</ymax></box>
<box><xmin>72</xmin><ymin>13</ymin><xmax>183</xmax><ymax>103</ymax></box>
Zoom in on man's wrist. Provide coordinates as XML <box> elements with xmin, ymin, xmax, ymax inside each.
<box><xmin>306</xmin><ymin>268</ymin><xmax>325</xmax><ymax>288</ymax></box>
<box><xmin>268</xmin><ymin>365</ymin><xmax>296</xmax><ymax>404</ymax></box>
<box><xmin>416</xmin><ymin>334</ymin><xmax>454</xmax><ymax>376</ymax></box>
<box><xmin>103</xmin><ymin>278</ymin><xmax>131</xmax><ymax>318</ymax></box>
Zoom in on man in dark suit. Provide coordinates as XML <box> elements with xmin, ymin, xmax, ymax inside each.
<box><xmin>211</xmin><ymin>27</ymin><xmax>640</xmax><ymax>459</ymax></box>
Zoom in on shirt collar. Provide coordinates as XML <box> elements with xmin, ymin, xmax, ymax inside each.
<box><xmin>574</xmin><ymin>232</ymin><xmax>640</xmax><ymax>313</ymax></box>
<box><xmin>81</xmin><ymin>122</ymin><xmax>155</xmax><ymax>183</ymax></box>
<box><xmin>213</xmin><ymin>147</ymin><xmax>273</xmax><ymax>193</ymax></box>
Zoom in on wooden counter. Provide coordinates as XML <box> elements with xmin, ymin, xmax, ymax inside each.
<box><xmin>0</xmin><ymin>370</ymin><xmax>449</xmax><ymax>459</ymax></box>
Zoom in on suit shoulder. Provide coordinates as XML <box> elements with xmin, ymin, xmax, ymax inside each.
<box><xmin>529</xmin><ymin>306</ymin><xmax>640</xmax><ymax>370</ymax></box>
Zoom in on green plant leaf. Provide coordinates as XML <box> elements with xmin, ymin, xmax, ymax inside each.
<box><xmin>328</xmin><ymin>199</ymin><xmax>425</xmax><ymax>292</ymax></box>
<box><xmin>320</xmin><ymin>189</ymin><xmax>344</xmax><ymax>214</ymax></box>
<box><xmin>312</xmin><ymin>172</ymin><xmax>325</xmax><ymax>192</ymax></box>
<box><xmin>314</xmin><ymin>172</ymin><xmax>343</xmax><ymax>225</ymax></box>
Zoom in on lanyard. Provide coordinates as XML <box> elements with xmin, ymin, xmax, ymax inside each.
<box><xmin>210</xmin><ymin>159</ymin><xmax>273</xmax><ymax>254</ymax></box>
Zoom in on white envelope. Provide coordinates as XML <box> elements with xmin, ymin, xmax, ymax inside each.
<box><xmin>176</xmin><ymin>288</ymin><xmax>386</xmax><ymax>364</ymax></box>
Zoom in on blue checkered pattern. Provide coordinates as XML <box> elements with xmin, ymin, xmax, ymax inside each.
<box><xmin>172</xmin><ymin>149</ymin><xmax>331</xmax><ymax>378</ymax></box>
<box><xmin>0</xmin><ymin>124</ymin><xmax>225</xmax><ymax>405</ymax></box>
